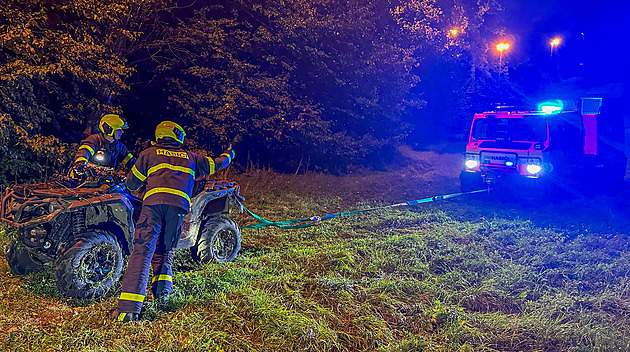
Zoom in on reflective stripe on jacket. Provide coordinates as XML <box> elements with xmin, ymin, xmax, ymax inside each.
<box><xmin>74</xmin><ymin>133</ymin><xmax>135</xmax><ymax>168</ymax></box>
<box><xmin>125</xmin><ymin>143</ymin><xmax>232</xmax><ymax>212</ymax></box>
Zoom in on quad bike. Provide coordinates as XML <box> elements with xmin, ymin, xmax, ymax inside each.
<box><xmin>1</xmin><ymin>166</ymin><xmax>244</xmax><ymax>299</ymax></box>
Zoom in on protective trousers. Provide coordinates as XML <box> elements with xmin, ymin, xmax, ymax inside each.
<box><xmin>117</xmin><ymin>204</ymin><xmax>186</xmax><ymax>314</ymax></box>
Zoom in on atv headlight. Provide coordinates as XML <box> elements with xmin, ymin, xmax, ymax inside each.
<box><xmin>464</xmin><ymin>154</ymin><xmax>480</xmax><ymax>170</ymax></box>
<box><xmin>95</xmin><ymin>150</ymin><xmax>106</xmax><ymax>162</ymax></box>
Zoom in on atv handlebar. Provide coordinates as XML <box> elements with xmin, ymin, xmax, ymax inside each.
<box><xmin>73</xmin><ymin>165</ymin><xmax>126</xmax><ymax>189</ymax></box>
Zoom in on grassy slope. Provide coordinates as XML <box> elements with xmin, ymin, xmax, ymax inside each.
<box><xmin>2</xmin><ymin>151</ymin><xmax>630</xmax><ymax>351</ymax></box>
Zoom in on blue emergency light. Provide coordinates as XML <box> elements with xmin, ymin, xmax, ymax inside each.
<box><xmin>538</xmin><ymin>100</ymin><xmax>564</xmax><ymax>114</ymax></box>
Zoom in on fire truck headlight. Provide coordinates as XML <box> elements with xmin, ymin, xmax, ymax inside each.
<box><xmin>527</xmin><ymin>164</ymin><xmax>542</xmax><ymax>174</ymax></box>
<box><xmin>465</xmin><ymin>160</ymin><xmax>479</xmax><ymax>169</ymax></box>
<box><xmin>464</xmin><ymin>154</ymin><xmax>480</xmax><ymax>170</ymax></box>
<box><xmin>519</xmin><ymin>157</ymin><xmax>542</xmax><ymax>174</ymax></box>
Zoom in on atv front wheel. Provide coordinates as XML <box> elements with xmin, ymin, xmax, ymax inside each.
<box><xmin>191</xmin><ymin>215</ymin><xmax>241</xmax><ymax>263</ymax></box>
<box><xmin>54</xmin><ymin>230</ymin><xmax>123</xmax><ymax>299</ymax></box>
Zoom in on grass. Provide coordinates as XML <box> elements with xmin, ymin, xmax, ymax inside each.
<box><xmin>2</xmin><ymin>166</ymin><xmax>630</xmax><ymax>351</ymax></box>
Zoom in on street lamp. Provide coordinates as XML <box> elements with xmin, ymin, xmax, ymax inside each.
<box><xmin>550</xmin><ymin>38</ymin><xmax>560</xmax><ymax>56</ymax></box>
<box><xmin>496</xmin><ymin>42</ymin><xmax>510</xmax><ymax>69</ymax></box>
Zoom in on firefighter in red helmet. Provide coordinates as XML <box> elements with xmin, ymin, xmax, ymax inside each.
<box><xmin>71</xmin><ymin>114</ymin><xmax>135</xmax><ymax>179</ymax></box>
<box><xmin>112</xmin><ymin>121</ymin><xmax>234</xmax><ymax>322</ymax></box>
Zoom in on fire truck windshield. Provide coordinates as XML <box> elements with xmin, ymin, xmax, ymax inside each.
<box><xmin>472</xmin><ymin>117</ymin><xmax>547</xmax><ymax>142</ymax></box>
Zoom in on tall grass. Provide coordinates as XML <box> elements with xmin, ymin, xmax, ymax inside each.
<box><xmin>1</xmin><ymin>170</ymin><xmax>630</xmax><ymax>351</ymax></box>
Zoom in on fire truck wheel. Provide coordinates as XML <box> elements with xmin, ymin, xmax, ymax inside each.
<box><xmin>602</xmin><ymin>158</ymin><xmax>626</xmax><ymax>191</ymax></box>
<box><xmin>54</xmin><ymin>230</ymin><xmax>123</xmax><ymax>299</ymax></box>
<box><xmin>191</xmin><ymin>215</ymin><xmax>241</xmax><ymax>263</ymax></box>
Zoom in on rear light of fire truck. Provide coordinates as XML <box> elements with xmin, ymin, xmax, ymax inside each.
<box><xmin>464</xmin><ymin>154</ymin><xmax>480</xmax><ymax>170</ymax></box>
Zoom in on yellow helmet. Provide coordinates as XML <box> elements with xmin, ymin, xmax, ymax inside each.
<box><xmin>155</xmin><ymin>121</ymin><xmax>185</xmax><ymax>144</ymax></box>
<box><xmin>99</xmin><ymin>114</ymin><xmax>128</xmax><ymax>136</ymax></box>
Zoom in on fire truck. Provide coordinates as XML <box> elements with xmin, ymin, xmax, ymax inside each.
<box><xmin>459</xmin><ymin>97</ymin><xmax>626</xmax><ymax>196</ymax></box>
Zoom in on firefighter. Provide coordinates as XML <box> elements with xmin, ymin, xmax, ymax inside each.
<box><xmin>112</xmin><ymin>121</ymin><xmax>235</xmax><ymax>322</ymax></box>
<box><xmin>71</xmin><ymin>113</ymin><xmax>135</xmax><ymax>179</ymax></box>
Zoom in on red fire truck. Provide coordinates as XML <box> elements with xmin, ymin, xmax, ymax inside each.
<box><xmin>460</xmin><ymin>97</ymin><xmax>626</xmax><ymax>196</ymax></box>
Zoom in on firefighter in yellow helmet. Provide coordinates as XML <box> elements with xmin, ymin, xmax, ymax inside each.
<box><xmin>72</xmin><ymin>114</ymin><xmax>136</xmax><ymax>174</ymax></box>
<box><xmin>112</xmin><ymin>121</ymin><xmax>234</xmax><ymax>322</ymax></box>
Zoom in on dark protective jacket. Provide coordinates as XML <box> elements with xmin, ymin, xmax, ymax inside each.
<box><xmin>74</xmin><ymin>133</ymin><xmax>135</xmax><ymax>168</ymax></box>
<box><xmin>125</xmin><ymin>142</ymin><xmax>233</xmax><ymax>212</ymax></box>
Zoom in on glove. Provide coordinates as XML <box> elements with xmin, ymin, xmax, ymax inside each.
<box><xmin>221</xmin><ymin>148</ymin><xmax>235</xmax><ymax>162</ymax></box>
<box><xmin>73</xmin><ymin>161</ymin><xmax>87</xmax><ymax>174</ymax></box>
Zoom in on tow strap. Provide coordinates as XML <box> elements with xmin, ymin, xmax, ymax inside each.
<box><xmin>238</xmin><ymin>188</ymin><xmax>488</xmax><ymax>230</ymax></box>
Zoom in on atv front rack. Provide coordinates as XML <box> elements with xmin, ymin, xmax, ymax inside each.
<box><xmin>0</xmin><ymin>183</ymin><xmax>117</xmax><ymax>225</ymax></box>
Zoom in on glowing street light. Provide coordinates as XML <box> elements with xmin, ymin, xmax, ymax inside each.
<box><xmin>496</xmin><ymin>42</ymin><xmax>510</xmax><ymax>52</ymax></box>
<box><xmin>550</xmin><ymin>38</ymin><xmax>560</xmax><ymax>56</ymax></box>
<box><xmin>496</xmin><ymin>42</ymin><xmax>510</xmax><ymax>70</ymax></box>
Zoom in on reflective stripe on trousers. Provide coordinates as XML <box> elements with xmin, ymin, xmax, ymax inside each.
<box><xmin>117</xmin><ymin>204</ymin><xmax>186</xmax><ymax>314</ymax></box>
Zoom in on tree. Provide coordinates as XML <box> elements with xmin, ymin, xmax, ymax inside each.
<box><xmin>394</xmin><ymin>0</ymin><xmax>510</xmax><ymax>146</ymax></box>
<box><xmin>142</xmin><ymin>0</ymin><xmax>432</xmax><ymax>172</ymax></box>
<box><xmin>0</xmin><ymin>0</ymin><xmax>175</xmax><ymax>181</ymax></box>
<box><xmin>1</xmin><ymin>0</ymin><xmax>510</xmax><ymax>182</ymax></box>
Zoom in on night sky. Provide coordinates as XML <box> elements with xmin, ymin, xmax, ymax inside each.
<box><xmin>504</xmin><ymin>0</ymin><xmax>628</xmax><ymax>91</ymax></box>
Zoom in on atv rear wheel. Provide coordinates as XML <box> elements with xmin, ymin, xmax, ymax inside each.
<box><xmin>5</xmin><ymin>242</ymin><xmax>45</xmax><ymax>275</ymax></box>
<box><xmin>54</xmin><ymin>230</ymin><xmax>123</xmax><ymax>298</ymax></box>
<box><xmin>191</xmin><ymin>215</ymin><xmax>241</xmax><ymax>263</ymax></box>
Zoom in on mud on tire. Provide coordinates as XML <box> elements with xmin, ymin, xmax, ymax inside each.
<box><xmin>191</xmin><ymin>215</ymin><xmax>241</xmax><ymax>263</ymax></box>
<box><xmin>54</xmin><ymin>230</ymin><xmax>123</xmax><ymax>299</ymax></box>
